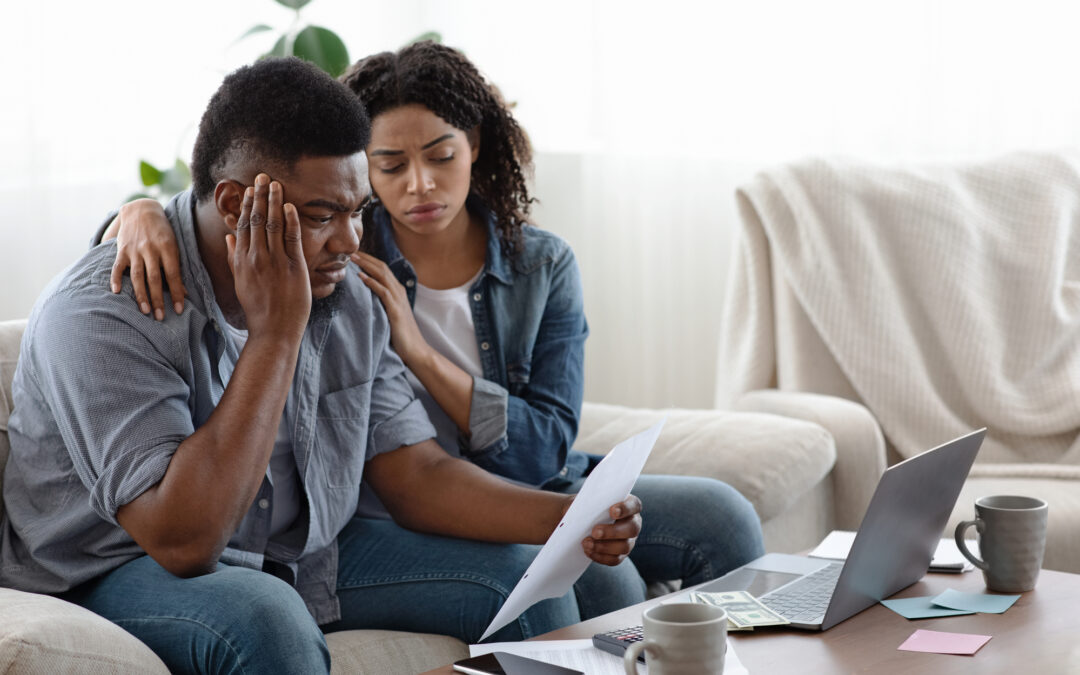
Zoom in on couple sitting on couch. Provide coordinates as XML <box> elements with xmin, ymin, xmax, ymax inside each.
<box><xmin>0</xmin><ymin>44</ymin><xmax>763</xmax><ymax>674</ymax></box>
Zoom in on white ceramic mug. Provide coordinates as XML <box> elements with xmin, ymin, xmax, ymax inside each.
<box><xmin>955</xmin><ymin>494</ymin><xmax>1048</xmax><ymax>593</ymax></box>
<box><xmin>623</xmin><ymin>602</ymin><xmax>727</xmax><ymax>675</ymax></box>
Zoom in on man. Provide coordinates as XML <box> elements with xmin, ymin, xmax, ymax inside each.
<box><xmin>0</xmin><ymin>58</ymin><xmax>642</xmax><ymax>673</ymax></box>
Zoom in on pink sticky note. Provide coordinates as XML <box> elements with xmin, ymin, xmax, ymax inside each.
<box><xmin>898</xmin><ymin>629</ymin><xmax>992</xmax><ymax>655</ymax></box>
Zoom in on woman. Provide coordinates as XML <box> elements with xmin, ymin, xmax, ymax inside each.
<box><xmin>106</xmin><ymin>41</ymin><xmax>764</xmax><ymax>617</ymax></box>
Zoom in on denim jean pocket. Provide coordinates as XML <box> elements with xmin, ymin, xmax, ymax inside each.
<box><xmin>315</xmin><ymin>383</ymin><xmax>371</xmax><ymax>488</ymax></box>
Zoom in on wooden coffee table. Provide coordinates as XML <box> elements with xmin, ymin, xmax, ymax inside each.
<box><xmin>424</xmin><ymin>568</ymin><xmax>1080</xmax><ymax>673</ymax></box>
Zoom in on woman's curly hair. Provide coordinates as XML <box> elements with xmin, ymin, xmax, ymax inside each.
<box><xmin>340</xmin><ymin>41</ymin><xmax>535</xmax><ymax>257</ymax></box>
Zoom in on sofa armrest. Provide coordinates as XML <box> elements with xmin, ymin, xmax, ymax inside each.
<box><xmin>578</xmin><ymin>401</ymin><xmax>836</xmax><ymax>523</ymax></box>
<box><xmin>733</xmin><ymin>390</ymin><xmax>886</xmax><ymax>531</ymax></box>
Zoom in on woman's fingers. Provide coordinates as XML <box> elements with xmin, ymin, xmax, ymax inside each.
<box><xmin>161</xmin><ymin>245</ymin><xmax>187</xmax><ymax>315</ymax></box>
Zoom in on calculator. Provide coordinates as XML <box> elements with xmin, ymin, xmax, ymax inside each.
<box><xmin>592</xmin><ymin>625</ymin><xmax>646</xmax><ymax>662</ymax></box>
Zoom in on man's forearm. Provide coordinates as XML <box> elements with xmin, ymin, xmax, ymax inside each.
<box><xmin>366</xmin><ymin>442</ymin><xmax>572</xmax><ymax>544</ymax></box>
<box><xmin>117</xmin><ymin>335</ymin><xmax>300</xmax><ymax>576</ymax></box>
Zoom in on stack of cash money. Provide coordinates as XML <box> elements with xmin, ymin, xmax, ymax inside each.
<box><xmin>690</xmin><ymin>591</ymin><xmax>791</xmax><ymax>631</ymax></box>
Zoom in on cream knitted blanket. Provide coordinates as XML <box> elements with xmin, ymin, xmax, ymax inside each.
<box><xmin>719</xmin><ymin>152</ymin><xmax>1080</xmax><ymax>464</ymax></box>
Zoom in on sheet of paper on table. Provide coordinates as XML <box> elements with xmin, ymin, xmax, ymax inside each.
<box><xmin>480</xmin><ymin>420</ymin><xmax>666</xmax><ymax>641</ymax></box>
<box><xmin>470</xmin><ymin>638</ymin><xmax>748</xmax><ymax>675</ymax></box>
<box><xmin>809</xmin><ymin>530</ymin><xmax>978</xmax><ymax>572</ymax></box>
<box><xmin>897</xmin><ymin>629</ymin><xmax>992</xmax><ymax>655</ymax></box>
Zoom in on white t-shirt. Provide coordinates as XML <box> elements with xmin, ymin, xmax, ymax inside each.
<box><xmin>406</xmin><ymin>268</ymin><xmax>485</xmax><ymax>456</ymax></box>
<box><xmin>222</xmin><ymin>323</ymin><xmax>302</xmax><ymax>539</ymax></box>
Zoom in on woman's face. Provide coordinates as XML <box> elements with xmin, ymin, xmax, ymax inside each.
<box><xmin>367</xmin><ymin>104</ymin><xmax>479</xmax><ymax>238</ymax></box>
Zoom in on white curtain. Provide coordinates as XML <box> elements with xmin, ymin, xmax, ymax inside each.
<box><xmin>4</xmin><ymin>0</ymin><xmax>1080</xmax><ymax>409</ymax></box>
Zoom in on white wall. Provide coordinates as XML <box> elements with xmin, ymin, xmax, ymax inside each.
<box><xmin>4</xmin><ymin>0</ymin><xmax>1080</xmax><ymax>409</ymax></box>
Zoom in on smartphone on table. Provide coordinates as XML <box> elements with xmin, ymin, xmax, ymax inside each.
<box><xmin>452</xmin><ymin>651</ymin><xmax>584</xmax><ymax>675</ymax></box>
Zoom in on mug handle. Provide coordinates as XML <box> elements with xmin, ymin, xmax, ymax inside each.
<box><xmin>624</xmin><ymin>640</ymin><xmax>660</xmax><ymax>674</ymax></box>
<box><xmin>954</xmin><ymin>519</ymin><xmax>989</xmax><ymax>571</ymax></box>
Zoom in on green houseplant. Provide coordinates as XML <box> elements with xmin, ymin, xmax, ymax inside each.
<box><xmin>133</xmin><ymin>0</ymin><xmax>441</xmax><ymax>202</ymax></box>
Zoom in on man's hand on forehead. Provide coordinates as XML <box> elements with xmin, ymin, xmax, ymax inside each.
<box><xmin>225</xmin><ymin>173</ymin><xmax>311</xmax><ymax>340</ymax></box>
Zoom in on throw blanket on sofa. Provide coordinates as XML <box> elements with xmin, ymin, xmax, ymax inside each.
<box><xmin>719</xmin><ymin>151</ymin><xmax>1080</xmax><ymax>464</ymax></box>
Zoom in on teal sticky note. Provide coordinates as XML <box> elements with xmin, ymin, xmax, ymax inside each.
<box><xmin>881</xmin><ymin>596</ymin><xmax>976</xmax><ymax>619</ymax></box>
<box><xmin>931</xmin><ymin>588</ymin><xmax>1021</xmax><ymax>614</ymax></box>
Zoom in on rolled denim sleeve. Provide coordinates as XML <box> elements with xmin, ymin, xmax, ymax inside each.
<box><xmin>465</xmin><ymin>245</ymin><xmax>587</xmax><ymax>486</ymax></box>
<box><xmin>26</xmin><ymin>290</ymin><xmax>193</xmax><ymax>524</ymax></box>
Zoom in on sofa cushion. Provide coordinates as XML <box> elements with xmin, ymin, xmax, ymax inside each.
<box><xmin>578</xmin><ymin>402</ymin><xmax>836</xmax><ymax>522</ymax></box>
<box><xmin>0</xmin><ymin>587</ymin><xmax>169</xmax><ymax>674</ymax></box>
<box><xmin>326</xmin><ymin>629</ymin><xmax>467</xmax><ymax>675</ymax></box>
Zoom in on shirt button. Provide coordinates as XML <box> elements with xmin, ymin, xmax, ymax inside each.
<box><xmin>560</xmin><ymin>467</ymin><xmax>568</xmax><ymax>476</ymax></box>
<box><xmin>258</xmin><ymin>498</ymin><xmax>270</xmax><ymax>510</ymax></box>
<box><xmin>405</xmin><ymin>279</ymin><xmax>415</xmax><ymax>287</ymax></box>
<box><xmin>480</xmin><ymin>342</ymin><xmax>490</xmax><ymax>351</ymax></box>
<box><xmin>473</xmin><ymin>293</ymin><xmax>482</xmax><ymax>302</ymax></box>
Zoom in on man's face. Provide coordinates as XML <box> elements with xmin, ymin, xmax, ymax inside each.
<box><xmin>277</xmin><ymin>153</ymin><xmax>369</xmax><ymax>299</ymax></box>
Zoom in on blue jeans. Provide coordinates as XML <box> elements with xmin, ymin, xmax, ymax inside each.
<box><xmin>60</xmin><ymin>476</ymin><xmax>759</xmax><ymax>673</ymax></box>
<box><xmin>61</xmin><ymin>555</ymin><xmax>331</xmax><ymax>675</ymax></box>
<box><xmin>63</xmin><ymin>520</ymin><xmax>647</xmax><ymax>673</ymax></box>
<box><xmin>323</xmin><ymin>516</ymin><xmax>646</xmax><ymax>641</ymax></box>
<box><xmin>550</xmin><ymin>474</ymin><xmax>766</xmax><ymax>588</ymax></box>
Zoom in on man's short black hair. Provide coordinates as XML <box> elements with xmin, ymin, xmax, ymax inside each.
<box><xmin>191</xmin><ymin>57</ymin><xmax>371</xmax><ymax>202</ymax></box>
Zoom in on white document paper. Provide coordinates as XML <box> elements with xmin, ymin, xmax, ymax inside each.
<box><xmin>470</xmin><ymin>637</ymin><xmax>748</xmax><ymax>674</ymax></box>
<box><xmin>809</xmin><ymin>530</ymin><xmax>977</xmax><ymax>572</ymax></box>
<box><xmin>480</xmin><ymin>420</ymin><xmax>666</xmax><ymax>641</ymax></box>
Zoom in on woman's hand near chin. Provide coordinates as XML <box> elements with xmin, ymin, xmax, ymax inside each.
<box><xmin>106</xmin><ymin>198</ymin><xmax>186</xmax><ymax>320</ymax></box>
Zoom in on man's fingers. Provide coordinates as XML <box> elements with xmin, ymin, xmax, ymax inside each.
<box><xmin>161</xmin><ymin>249</ymin><xmax>187</xmax><ymax>315</ymax></box>
<box><xmin>610</xmin><ymin>494</ymin><xmax>643</xmax><ymax>520</ymax></box>
<box><xmin>265</xmin><ymin>181</ymin><xmax>284</xmax><ymax>255</ymax></box>
<box><xmin>248</xmin><ymin>174</ymin><xmax>269</xmax><ymax>254</ymax></box>
<box><xmin>591</xmin><ymin>514</ymin><xmax>643</xmax><ymax>542</ymax></box>
<box><xmin>143</xmin><ymin>257</ymin><xmax>165</xmax><ymax>321</ymax></box>
<box><xmin>282</xmin><ymin>203</ymin><xmax>304</xmax><ymax>262</ymax></box>
<box><xmin>583</xmin><ymin>537</ymin><xmax>634</xmax><ymax>566</ymax></box>
<box><xmin>235</xmin><ymin>186</ymin><xmax>253</xmax><ymax>253</ymax></box>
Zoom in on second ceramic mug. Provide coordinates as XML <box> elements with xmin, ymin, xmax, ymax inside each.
<box><xmin>955</xmin><ymin>494</ymin><xmax>1048</xmax><ymax>593</ymax></box>
<box><xmin>623</xmin><ymin>602</ymin><xmax>727</xmax><ymax>675</ymax></box>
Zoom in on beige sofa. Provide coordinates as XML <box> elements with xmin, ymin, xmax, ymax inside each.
<box><xmin>0</xmin><ymin>318</ymin><xmax>884</xmax><ymax>674</ymax></box>
<box><xmin>719</xmin><ymin>152</ymin><xmax>1080</xmax><ymax>575</ymax></box>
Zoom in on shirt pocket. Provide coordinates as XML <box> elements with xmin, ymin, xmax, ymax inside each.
<box><xmin>506</xmin><ymin>356</ymin><xmax>532</xmax><ymax>397</ymax></box>
<box><xmin>314</xmin><ymin>383</ymin><xmax>371</xmax><ymax>489</ymax></box>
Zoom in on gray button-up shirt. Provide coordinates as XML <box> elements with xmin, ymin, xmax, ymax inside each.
<box><xmin>0</xmin><ymin>191</ymin><xmax>435</xmax><ymax>624</ymax></box>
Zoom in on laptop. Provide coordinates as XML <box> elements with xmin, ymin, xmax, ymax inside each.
<box><xmin>696</xmin><ymin>428</ymin><xmax>985</xmax><ymax>631</ymax></box>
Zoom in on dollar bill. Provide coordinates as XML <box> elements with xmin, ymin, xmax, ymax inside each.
<box><xmin>691</xmin><ymin>590</ymin><xmax>790</xmax><ymax>629</ymax></box>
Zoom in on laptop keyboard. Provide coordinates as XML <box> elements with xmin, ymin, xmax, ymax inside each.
<box><xmin>760</xmin><ymin>562</ymin><xmax>843</xmax><ymax>623</ymax></box>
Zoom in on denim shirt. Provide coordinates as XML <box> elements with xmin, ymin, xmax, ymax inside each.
<box><xmin>0</xmin><ymin>191</ymin><xmax>435</xmax><ymax>624</ymax></box>
<box><xmin>370</xmin><ymin>197</ymin><xmax>591</xmax><ymax>486</ymax></box>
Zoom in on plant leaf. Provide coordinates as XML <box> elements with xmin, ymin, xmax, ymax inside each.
<box><xmin>235</xmin><ymin>24</ymin><xmax>274</xmax><ymax>45</ymax></box>
<box><xmin>160</xmin><ymin>159</ymin><xmax>192</xmax><ymax>195</ymax></box>
<box><xmin>292</xmin><ymin>25</ymin><xmax>350</xmax><ymax>77</ymax></box>
<box><xmin>264</xmin><ymin>34</ymin><xmax>288</xmax><ymax>60</ymax></box>
<box><xmin>273</xmin><ymin>0</ymin><xmax>312</xmax><ymax>9</ymax></box>
<box><xmin>407</xmin><ymin>31</ymin><xmax>442</xmax><ymax>45</ymax></box>
<box><xmin>139</xmin><ymin>160</ymin><xmax>162</xmax><ymax>187</ymax></box>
